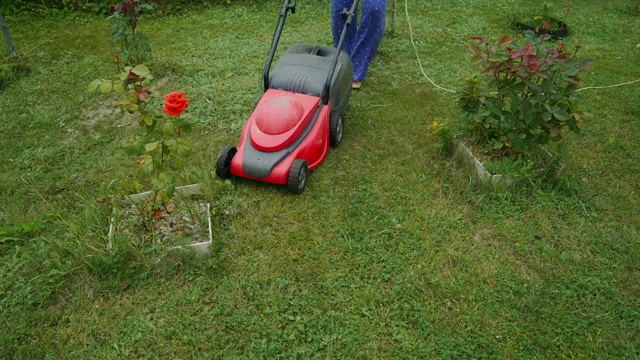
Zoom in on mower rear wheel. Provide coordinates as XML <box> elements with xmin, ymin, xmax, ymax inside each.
<box><xmin>215</xmin><ymin>145</ymin><xmax>237</xmax><ymax>179</ymax></box>
<box><xmin>287</xmin><ymin>159</ymin><xmax>308</xmax><ymax>194</ymax></box>
<box><xmin>330</xmin><ymin>113</ymin><xmax>344</xmax><ymax>147</ymax></box>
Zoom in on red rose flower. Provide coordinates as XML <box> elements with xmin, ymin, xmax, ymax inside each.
<box><xmin>163</xmin><ymin>92</ymin><xmax>190</xmax><ymax>116</ymax></box>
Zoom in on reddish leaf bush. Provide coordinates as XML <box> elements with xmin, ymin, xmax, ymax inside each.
<box><xmin>457</xmin><ymin>32</ymin><xmax>592</xmax><ymax>155</ymax></box>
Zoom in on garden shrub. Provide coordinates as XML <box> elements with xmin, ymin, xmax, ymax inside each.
<box><xmin>457</xmin><ymin>31</ymin><xmax>592</xmax><ymax>156</ymax></box>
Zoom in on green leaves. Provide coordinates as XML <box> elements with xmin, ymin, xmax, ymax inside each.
<box><xmin>145</xmin><ymin>141</ymin><xmax>159</xmax><ymax>152</ymax></box>
<box><xmin>132</xmin><ymin>64</ymin><xmax>151</xmax><ymax>77</ymax></box>
<box><xmin>162</xmin><ymin>122</ymin><xmax>175</xmax><ymax>137</ymax></box>
<box><xmin>541</xmin><ymin>78</ymin><xmax>552</xmax><ymax>93</ymax></box>
<box><xmin>165</xmin><ymin>184</ymin><xmax>175</xmax><ymax>199</ymax></box>
<box><xmin>119</xmin><ymin>69</ymin><xmax>130</xmax><ymax>81</ymax></box>
<box><xmin>552</xmin><ymin>108</ymin><xmax>571</xmax><ymax>121</ymax></box>
<box><xmin>177</xmin><ymin>143</ymin><xmax>192</xmax><ymax>157</ymax></box>
<box><xmin>126</xmin><ymin>103</ymin><xmax>139</xmax><ymax>113</ymax></box>
<box><xmin>142</xmin><ymin>114</ymin><xmax>153</xmax><ymax>126</ymax></box>
<box><xmin>87</xmin><ymin>79</ymin><xmax>101</xmax><ymax>93</ymax></box>
<box><xmin>113</xmin><ymin>83</ymin><xmax>125</xmax><ymax>94</ymax></box>
<box><xmin>87</xmin><ymin>79</ymin><xmax>114</xmax><ymax>94</ymax></box>
<box><xmin>139</xmin><ymin>154</ymin><xmax>154</xmax><ymax>173</ymax></box>
<box><xmin>99</xmin><ymin>81</ymin><xmax>112</xmax><ymax>93</ymax></box>
<box><xmin>168</xmin><ymin>159</ymin><xmax>180</xmax><ymax>171</ymax></box>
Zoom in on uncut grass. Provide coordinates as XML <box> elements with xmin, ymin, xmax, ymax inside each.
<box><xmin>1</xmin><ymin>0</ymin><xmax>639</xmax><ymax>358</ymax></box>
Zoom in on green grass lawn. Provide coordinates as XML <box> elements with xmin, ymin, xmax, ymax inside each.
<box><xmin>1</xmin><ymin>0</ymin><xmax>639</xmax><ymax>358</ymax></box>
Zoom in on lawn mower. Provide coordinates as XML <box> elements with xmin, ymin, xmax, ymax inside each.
<box><xmin>215</xmin><ymin>0</ymin><xmax>359</xmax><ymax>194</ymax></box>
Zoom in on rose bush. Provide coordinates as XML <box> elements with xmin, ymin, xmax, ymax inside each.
<box><xmin>455</xmin><ymin>31</ymin><xmax>592</xmax><ymax>182</ymax></box>
<box><xmin>457</xmin><ymin>31</ymin><xmax>592</xmax><ymax>155</ymax></box>
<box><xmin>88</xmin><ymin>60</ymin><xmax>198</xmax><ymax>215</ymax></box>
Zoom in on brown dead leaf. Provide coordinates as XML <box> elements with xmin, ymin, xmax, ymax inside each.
<box><xmin>152</xmin><ymin>208</ymin><xmax>163</xmax><ymax>219</ymax></box>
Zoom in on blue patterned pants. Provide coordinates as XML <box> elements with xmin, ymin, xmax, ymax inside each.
<box><xmin>331</xmin><ymin>0</ymin><xmax>387</xmax><ymax>82</ymax></box>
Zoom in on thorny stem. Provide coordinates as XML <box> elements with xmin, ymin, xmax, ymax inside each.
<box><xmin>160</xmin><ymin>140</ymin><xmax>165</xmax><ymax>165</ymax></box>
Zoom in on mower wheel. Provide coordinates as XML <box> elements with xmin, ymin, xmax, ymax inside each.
<box><xmin>287</xmin><ymin>159</ymin><xmax>308</xmax><ymax>194</ymax></box>
<box><xmin>330</xmin><ymin>113</ymin><xmax>344</xmax><ymax>147</ymax></box>
<box><xmin>215</xmin><ymin>145</ymin><xmax>237</xmax><ymax>179</ymax></box>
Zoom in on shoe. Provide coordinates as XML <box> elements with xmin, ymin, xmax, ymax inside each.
<box><xmin>352</xmin><ymin>81</ymin><xmax>362</xmax><ymax>89</ymax></box>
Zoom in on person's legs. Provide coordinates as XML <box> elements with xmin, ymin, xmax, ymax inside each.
<box><xmin>351</xmin><ymin>0</ymin><xmax>387</xmax><ymax>82</ymax></box>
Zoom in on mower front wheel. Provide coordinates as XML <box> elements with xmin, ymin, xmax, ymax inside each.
<box><xmin>287</xmin><ymin>159</ymin><xmax>308</xmax><ymax>194</ymax></box>
<box><xmin>215</xmin><ymin>145</ymin><xmax>237</xmax><ymax>179</ymax></box>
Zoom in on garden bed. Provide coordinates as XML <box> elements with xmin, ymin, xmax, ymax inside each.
<box><xmin>108</xmin><ymin>184</ymin><xmax>213</xmax><ymax>254</ymax></box>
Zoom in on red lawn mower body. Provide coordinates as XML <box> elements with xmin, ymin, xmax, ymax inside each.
<box><xmin>229</xmin><ymin>88</ymin><xmax>331</xmax><ymax>185</ymax></box>
<box><xmin>215</xmin><ymin>0</ymin><xmax>358</xmax><ymax>194</ymax></box>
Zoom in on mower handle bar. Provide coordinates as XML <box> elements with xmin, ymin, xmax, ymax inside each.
<box><xmin>322</xmin><ymin>0</ymin><xmax>359</xmax><ymax>105</ymax></box>
<box><xmin>263</xmin><ymin>0</ymin><xmax>296</xmax><ymax>92</ymax></box>
<box><xmin>0</xmin><ymin>13</ymin><xmax>18</xmax><ymax>58</ymax></box>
